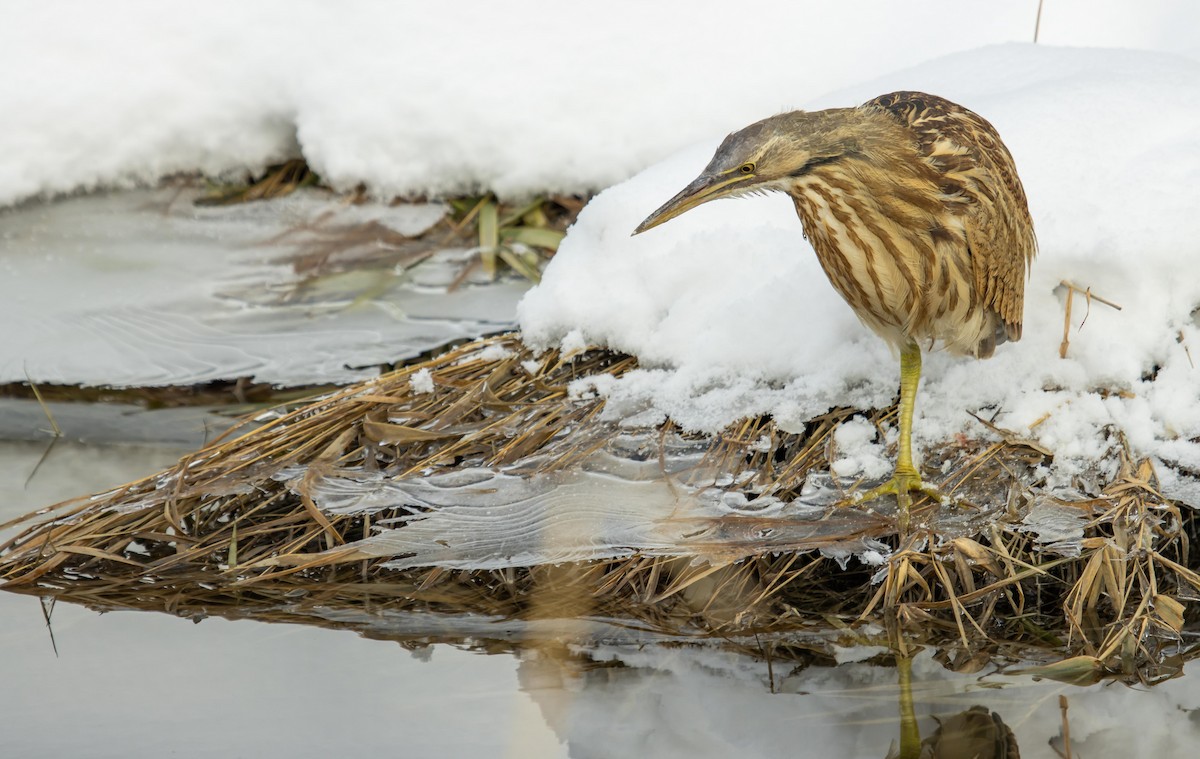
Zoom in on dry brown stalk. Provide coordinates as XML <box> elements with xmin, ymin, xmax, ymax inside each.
<box><xmin>1058</xmin><ymin>280</ymin><xmax>1122</xmax><ymax>359</ymax></box>
<box><xmin>0</xmin><ymin>334</ymin><xmax>1196</xmax><ymax>680</ymax></box>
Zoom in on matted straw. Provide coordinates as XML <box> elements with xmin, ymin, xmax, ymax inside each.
<box><xmin>2</xmin><ymin>334</ymin><xmax>1197</xmax><ymax>681</ymax></box>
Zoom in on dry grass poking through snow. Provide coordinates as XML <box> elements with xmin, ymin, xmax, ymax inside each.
<box><xmin>1</xmin><ymin>335</ymin><xmax>1197</xmax><ymax>681</ymax></box>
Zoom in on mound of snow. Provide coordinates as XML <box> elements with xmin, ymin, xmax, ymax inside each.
<box><xmin>3</xmin><ymin>1</ymin><xmax>1196</xmax><ymax>207</ymax></box>
<box><xmin>518</xmin><ymin>44</ymin><xmax>1200</xmax><ymax>486</ymax></box>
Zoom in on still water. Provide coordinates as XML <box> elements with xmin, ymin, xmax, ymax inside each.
<box><xmin>3</xmin><ymin>437</ymin><xmax>1200</xmax><ymax>758</ymax></box>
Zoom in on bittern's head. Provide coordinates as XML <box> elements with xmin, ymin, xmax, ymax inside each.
<box><xmin>633</xmin><ymin>108</ymin><xmax>864</xmax><ymax>235</ymax></box>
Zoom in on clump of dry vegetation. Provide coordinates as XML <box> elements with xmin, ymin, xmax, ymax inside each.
<box><xmin>191</xmin><ymin>157</ymin><xmax>584</xmax><ymax>290</ymax></box>
<box><xmin>1</xmin><ymin>334</ymin><xmax>1197</xmax><ymax>682</ymax></box>
<box><xmin>195</xmin><ymin>158</ymin><xmax>321</xmax><ymax>206</ymax></box>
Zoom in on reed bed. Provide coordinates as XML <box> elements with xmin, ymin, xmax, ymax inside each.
<box><xmin>2</xmin><ymin>334</ymin><xmax>1197</xmax><ymax>681</ymax></box>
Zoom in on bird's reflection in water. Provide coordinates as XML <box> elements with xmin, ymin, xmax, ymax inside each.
<box><xmin>510</xmin><ymin>607</ymin><xmax>1058</xmax><ymax>759</ymax></box>
<box><xmin>891</xmin><ymin>704</ymin><xmax>1021</xmax><ymax>759</ymax></box>
<box><xmin>890</xmin><ymin>656</ymin><xmax>1021</xmax><ymax>759</ymax></box>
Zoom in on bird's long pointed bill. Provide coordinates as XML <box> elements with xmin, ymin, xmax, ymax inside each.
<box><xmin>632</xmin><ymin>172</ymin><xmax>749</xmax><ymax>235</ymax></box>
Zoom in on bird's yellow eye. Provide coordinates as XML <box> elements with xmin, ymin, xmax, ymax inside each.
<box><xmin>740</xmin><ymin>163</ymin><xmax>755</xmax><ymax>174</ymax></box>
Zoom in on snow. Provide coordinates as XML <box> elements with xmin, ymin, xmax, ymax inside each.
<box><xmin>519</xmin><ymin>43</ymin><xmax>1200</xmax><ymax>483</ymax></box>
<box><xmin>409</xmin><ymin>368</ymin><xmax>435</xmax><ymax>395</ymax></box>
<box><xmin>829</xmin><ymin>418</ymin><xmax>892</xmax><ymax>481</ymax></box>
<box><xmin>567</xmin><ymin>373</ymin><xmax>617</xmax><ymax>402</ymax></box>
<box><xmin>4</xmin><ymin>2</ymin><xmax>1200</xmax><ymax>487</ymax></box>
<box><xmin>3</xmin><ymin>1</ymin><xmax>1198</xmax><ymax>208</ymax></box>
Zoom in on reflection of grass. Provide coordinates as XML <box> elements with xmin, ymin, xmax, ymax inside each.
<box><xmin>245</xmin><ymin>193</ymin><xmax>582</xmax><ymax>307</ymax></box>
<box><xmin>195</xmin><ymin>158</ymin><xmax>584</xmax><ymax>288</ymax></box>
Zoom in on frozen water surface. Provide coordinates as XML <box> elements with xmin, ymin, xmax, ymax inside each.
<box><xmin>311</xmin><ymin>467</ymin><xmax>903</xmax><ymax>571</ymax></box>
<box><xmin>0</xmin><ymin>188</ymin><xmax>524</xmax><ymax>388</ymax></box>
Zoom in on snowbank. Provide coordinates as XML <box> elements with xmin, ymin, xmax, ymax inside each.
<box><xmin>518</xmin><ymin>44</ymin><xmax>1200</xmax><ymax>484</ymax></box>
<box><xmin>3</xmin><ymin>0</ymin><xmax>1195</xmax><ymax>207</ymax></box>
<box><xmin>7</xmin><ymin>2</ymin><xmax>1200</xmax><ymax>486</ymax></box>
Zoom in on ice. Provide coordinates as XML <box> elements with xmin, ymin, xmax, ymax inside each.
<box><xmin>311</xmin><ymin>469</ymin><xmax>693</xmax><ymax>569</ymax></box>
<box><xmin>0</xmin><ymin>189</ymin><xmax>521</xmax><ymax>387</ymax></box>
<box><xmin>1017</xmin><ymin>498</ymin><xmax>1092</xmax><ymax>557</ymax></box>
<box><xmin>290</xmin><ymin>428</ymin><xmax>922</xmax><ymax>569</ymax></box>
<box><xmin>305</xmin><ymin>454</ymin><xmax>993</xmax><ymax>571</ymax></box>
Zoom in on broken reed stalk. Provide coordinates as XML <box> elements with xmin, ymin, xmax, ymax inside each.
<box><xmin>1058</xmin><ymin>695</ymin><xmax>1073</xmax><ymax>759</ymax></box>
<box><xmin>1</xmin><ymin>334</ymin><xmax>1197</xmax><ymax>680</ymax></box>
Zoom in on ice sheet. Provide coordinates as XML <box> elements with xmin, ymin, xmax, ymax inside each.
<box><xmin>0</xmin><ymin>189</ymin><xmax>522</xmax><ymax>387</ymax></box>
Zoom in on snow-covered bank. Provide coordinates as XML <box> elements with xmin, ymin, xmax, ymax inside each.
<box><xmin>6</xmin><ymin>2</ymin><xmax>1200</xmax><ymax>491</ymax></box>
<box><xmin>518</xmin><ymin>44</ymin><xmax>1200</xmax><ymax>487</ymax></box>
<box><xmin>2</xmin><ymin>1</ymin><xmax>1196</xmax><ymax>207</ymax></box>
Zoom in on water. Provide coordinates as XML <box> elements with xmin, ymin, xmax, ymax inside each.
<box><xmin>4</xmin><ymin>438</ymin><xmax>1200</xmax><ymax>758</ymax></box>
<box><xmin>3</xmin><ymin>189</ymin><xmax>1199</xmax><ymax>757</ymax></box>
<box><xmin>0</xmin><ymin>593</ymin><xmax>564</xmax><ymax>759</ymax></box>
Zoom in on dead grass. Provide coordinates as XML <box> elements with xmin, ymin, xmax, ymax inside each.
<box><xmin>196</xmin><ymin>159</ymin><xmax>318</xmax><ymax>206</ymax></box>
<box><xmin>233</xmin><ymin>192</ymin><xmax>583</xmax><ymax>307</ymax></box>
<box><xmin>191</xmin><ymin>157</ymin><xmax>584</xmax><ymax>293</ymax></box>
<box><xmin>1</xmin><ymin>334</ymin><xmax>1197</xmax><ymax>681</ymax></box>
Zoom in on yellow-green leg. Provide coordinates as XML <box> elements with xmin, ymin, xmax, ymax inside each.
<box><xmin>853</xmin><ymin>341</ymin><xmax>944</xmax><ymax>531</ymax></box>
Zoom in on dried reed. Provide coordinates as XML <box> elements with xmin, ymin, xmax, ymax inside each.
<box><xmin>2</xmin><ymin>334</ymin><xmax>1196</xmax><ymax>680</ymax></box>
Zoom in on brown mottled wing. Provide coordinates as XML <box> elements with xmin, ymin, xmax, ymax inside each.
<box><xmin>866</xmin><ymin>91</ymin><xmax>1037</xmax><ymax>344</ymax></box>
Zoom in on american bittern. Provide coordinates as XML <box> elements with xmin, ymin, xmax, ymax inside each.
<box><xmin>634</xmin><ymin>92</ymin><xmax>1036</xmax><ymax>530</ymax></box>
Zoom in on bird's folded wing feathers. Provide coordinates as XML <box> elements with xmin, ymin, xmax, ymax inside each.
<box><xmin>867</xmin><ymin>91</ymin><xmax>1037</xmax><ymax>341</ymax></box>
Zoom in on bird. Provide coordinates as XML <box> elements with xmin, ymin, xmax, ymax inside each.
<box><xmin>633</xmin><ymin>92</ymin><xmax>1036</xmax><ymax>531</ymax></box>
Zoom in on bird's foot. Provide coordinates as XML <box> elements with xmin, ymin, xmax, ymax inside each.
<box><xmin>851</xmin><ymin>471</ymin><xmax>948</xmax><ymax>506</ymax></box>
<box><xmin>845</xmin><ymin>470</ymin><xmax>954</xmax><ymax>533</ymax></box>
